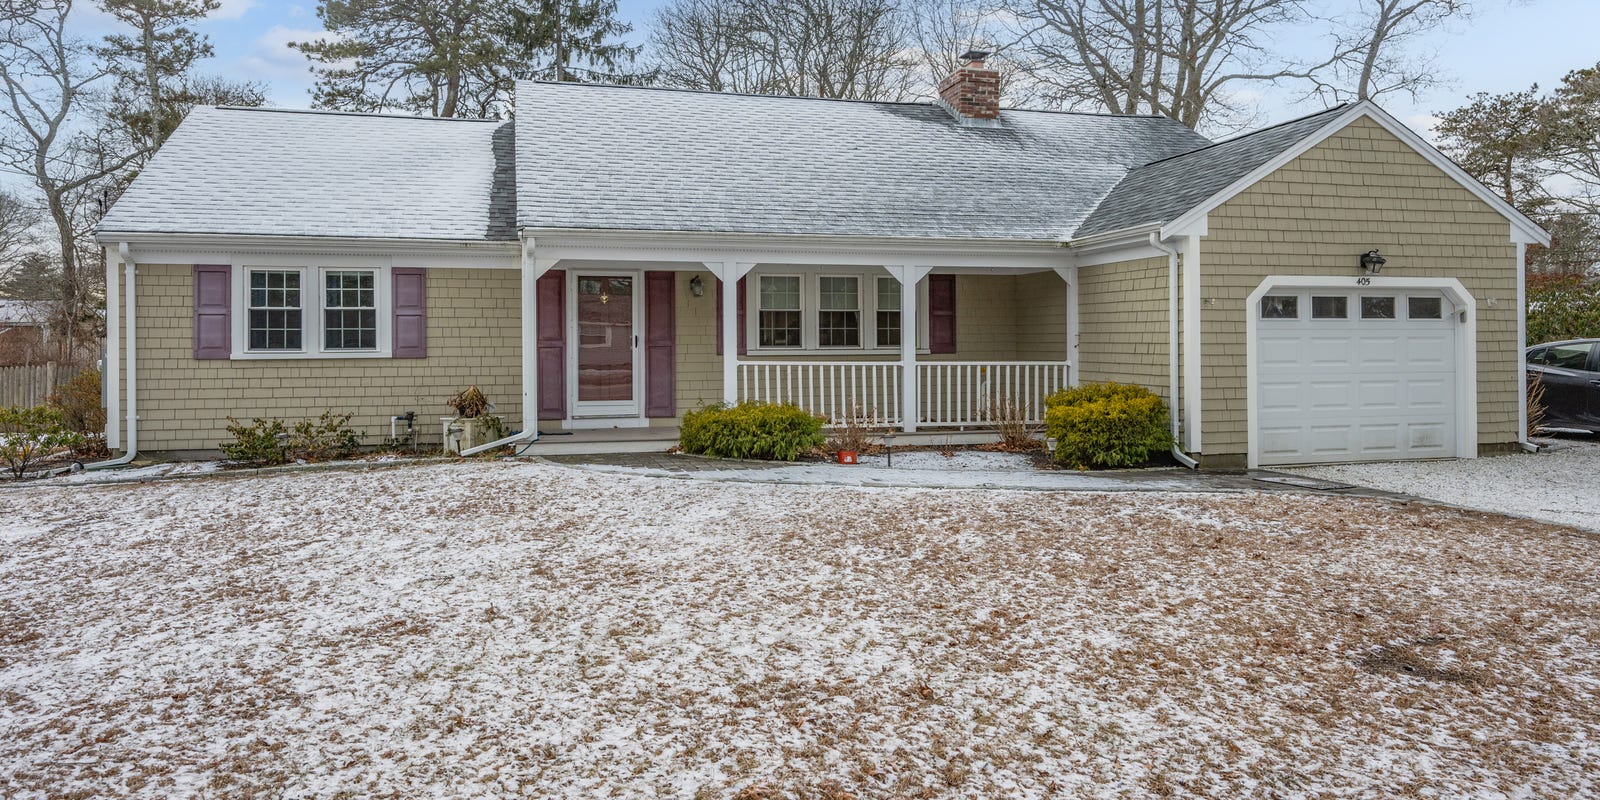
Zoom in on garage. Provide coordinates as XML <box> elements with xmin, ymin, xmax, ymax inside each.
<box><xmin>1252</xmin><ymin>284</ymin><xmax>1466</xmax><ymax>466</ymax></box>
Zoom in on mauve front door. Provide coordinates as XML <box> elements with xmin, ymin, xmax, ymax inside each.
<box><xmin>572</xmin><ymin>274</ymin><xmax>639</xmax><ymax>417</ymax></box>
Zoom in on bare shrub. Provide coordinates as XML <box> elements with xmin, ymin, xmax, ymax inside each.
<box><xmin>825</xmin><ymin>404</ymin><xmax>880</xmax><ymax>455</ymax></box>
<box><xmin>1527</xmin><ymin>372</ymin><xmax>1548</xmax><ymax>438</ymax></box>
<box><xmin>985</xmin><ymin>392</ymin><xmax>1042</xmax><ymax>451</ymax></box>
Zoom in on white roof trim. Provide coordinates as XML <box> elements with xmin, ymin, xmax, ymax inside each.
<box><xmin>1159</xmin><ymin>101</ymin><xmax>1551</xmax><ymax>247</ymax></box>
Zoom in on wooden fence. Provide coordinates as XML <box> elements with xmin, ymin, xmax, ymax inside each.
<box><xmin>0</xmin><ymin>362</ymin><xmax>82</xmax><ymax>408</ymax></box>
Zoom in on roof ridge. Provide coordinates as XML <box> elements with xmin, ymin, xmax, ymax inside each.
<box><xmin>210</xmin><ymin>105</ymin><xmax>504</xmax><ymax>123</ymax></box>
<box><xmin>514</xmin><ymin>79</ymin><xmax>1177</xmax><ymax>120</ymax></box>
<box><xmin>1131</xmin><ymin>104</ymin><xmax>1353</xmax><ymax>169</ymax></box>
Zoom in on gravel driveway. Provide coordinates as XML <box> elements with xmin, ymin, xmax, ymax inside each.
<box><xmin>1288</xmin><ymin>437</ymin><xmax>1600</xmax><ymax>531</ymax></box>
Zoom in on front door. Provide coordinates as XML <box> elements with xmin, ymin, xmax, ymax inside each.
<box><xmin>570</xmin><ymin>273</ymin><xmax>641</xmax><ymax>419</ymax></box>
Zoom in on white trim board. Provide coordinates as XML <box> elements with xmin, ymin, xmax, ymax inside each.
<box><xmin>1158</xmin><ymin>101</ymin><xmax>1550</xmax><ymax>247</ymax></box>
<box><xmin>1244</xmin><ymin>275</ymin><xmax>1479</xmax><ymax>469</ymax></box>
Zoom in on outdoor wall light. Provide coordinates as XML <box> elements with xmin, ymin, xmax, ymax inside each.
<box><xmin>690</xmin><ymin>275</ymin><xmax>705</xmax><ymax>297</ymax></box>
<box><xmin>1360</xmin><ymin>249</ymin><xmax>1387</xmax><ymax>275</ymax></box>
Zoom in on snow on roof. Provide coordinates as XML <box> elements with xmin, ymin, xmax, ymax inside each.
<box><xmin>0</xmin><ymin>299</ymin><xmax>52</xmax><ymax>326</ymax></box>
<box><xmin>99</xmin><ymin>106</ymin><xmax>516</xmax><ymax>241</ymax></box>
<box><xmin>513</xmin><ymin>81</ymin><xmax>1212</xmax><ymax>240</ymax></box>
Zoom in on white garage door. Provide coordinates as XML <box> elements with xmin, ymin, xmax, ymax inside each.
<box><xmin>1255</xmin><ymin>288</ymin><xmax>1459</xmax><ymax>465</ymax></box>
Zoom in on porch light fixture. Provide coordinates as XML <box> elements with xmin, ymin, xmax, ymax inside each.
<box><xmin>689</xmin><ymin>275</ymin><xmax>705</xmax><ymax>297</ymax></box>
<box><xmin>1360</xmin><ymin>249</ymin><xmax>1387</xmax><ymax>275</ymax></box>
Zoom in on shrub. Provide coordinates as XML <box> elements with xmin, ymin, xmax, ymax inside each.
<box><xmin>1527</xmin><ymin>273</ymin><xmax>1600</xmax><ymax>345</ymax></box>
<box><xmin>48</xmin><ymin>369</ymin><xmax>105</xmax><ymax>434</ymax></box>
<box><xmin>289</xmin><ymin>411</ymin><xmax>362</xmax><ymax>461</ymax></box>
<box><xmin>0</xmin><ymin>405</ymin><xmax>85</xmax><ymax>478</ymax></box>
<box><xmin>985</xmin><ymin>392</ymin><xmax>1042</xmax><ymax>451</ymax></box>
<box><xmin>824</xmin><ymin>404</ymin><xmax>880</xmax><ymax>455</ymax></box>
<box><xmin>221</xmin><ymin>417</ymin><xmax>289</xmax><ymax>466</ymax></box>
<box><xmin>1044</xmin><ymin>382</ymin><xmax>1172</xmax><ymax>469</ymax></box>
<box><xmin>680</xmin><ymin>402</ymin><xmax>825</xmax><ymax>461</ymax></box>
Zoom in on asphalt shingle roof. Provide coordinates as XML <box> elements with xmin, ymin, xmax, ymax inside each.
<box><xmin>99</xmin><ymin>106</ymin><xmax>516</xmax><ymax>241</ymax></box>
<box><xmin>1073</xmin><ymin>105</ymin><xmax>1353</xmax><ymax>237</ymax></box>
<box><xmin>513</xmin><ymin>81</ymin><xmax>1211</xmax><ymax>240</ymax></box>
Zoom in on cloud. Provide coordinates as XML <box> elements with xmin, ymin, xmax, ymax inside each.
<box><xmin>210</xmin><ymin>0</ymin><xmax>259</xmax><ymax>21</ymax></box>
<box><xmin>1407</xmin><ymin>113</ymin><xmax>1444</xmax><ymax>143</ymax></box>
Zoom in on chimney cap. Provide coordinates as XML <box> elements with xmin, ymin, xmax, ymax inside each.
<box><xmin>958</xmin><ymin>50</ymin><xmax>991</xmax><ymax>63</ymax></box>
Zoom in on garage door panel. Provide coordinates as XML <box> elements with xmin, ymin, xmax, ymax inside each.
<box><xmin>1255</xmin><ymin>288</ymin><xmax>1457</xmax><ymax>466</ymax></box>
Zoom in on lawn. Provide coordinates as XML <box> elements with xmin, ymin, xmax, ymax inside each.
<box><xmin>1</xmin><ymin>461</ymin><xmax>1596</xmax><ymax>798</ymax></box>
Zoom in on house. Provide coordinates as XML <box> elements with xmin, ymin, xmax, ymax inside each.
<box><xmin>96</xmin><ymin>54</ymin><xmax>1549</xmax><ymax>467</ymax></box>
<box><xmin>0</xmin><ymin>299</ymin><xmax>54</xmax><ymax>367</ymax></box>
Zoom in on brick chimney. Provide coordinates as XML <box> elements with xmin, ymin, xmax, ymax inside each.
<box><xmin>937</xmin><ymin>50</ymin><xmax>1001</xmax><ymax>124</ymax></box>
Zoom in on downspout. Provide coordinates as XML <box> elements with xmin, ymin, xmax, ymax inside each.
<box><xmin>461</xmin><ymin>230</ymin><xmax>541</xmax><ymax>457</ymax></box>
<box><xmin>1151</xmin><ymin>233</ymin><xmax>1198</xmax><ymax>469</ymax></box>
<box><xmin>86</xmin><ymin>243</ymin><xmax>138</xmax><ymax>469</ymax></box>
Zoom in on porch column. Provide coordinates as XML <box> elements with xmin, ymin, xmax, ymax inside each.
<box><xmin>520</xmin><ymin>235</ymin><xmax>556</xmax><ymax>435</ymax></box>
<box><xmin>1053</xmin><ymin>267</ymin><xmax>1080</xmax><ymax>387</ymax></box>
<box><xmin>888</xmin><ymin>265</ymin><xmax>931</xmax><ymax>432</ymax></box>
<box><xmin>709</xmin><ymin>261</ymin><xmax>755</xmax><ymax>405</ymax></box>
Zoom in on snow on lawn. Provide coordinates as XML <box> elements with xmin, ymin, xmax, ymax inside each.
<box><xmin>2</xmin><ymin>461</ymin><xmax>1598</xmax><ymax>798</ymax></box>
<box><xmin>1288</xmin><ymin>437</ymin><xmax>1600</xmax><ymax>532</ymax></box>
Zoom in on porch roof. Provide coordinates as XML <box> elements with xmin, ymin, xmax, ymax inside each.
<box><xmin>514</xmin><ymin>81</ymin><xmax>1210</xmax><ymax>241</ymax></box>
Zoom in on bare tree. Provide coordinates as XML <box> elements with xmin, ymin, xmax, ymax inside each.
<box><xmin>1311</xmin><ymin>0</ymin><xmax>1468</xmax><ymax>103</ymax></box>
<box><xmin>904</xmin><ymin>0</ymin><xmax>1045</xmax><ymax>103</ymax></box>
<box><xmin>0</xmin><ymin>188</ymin><xmax>43</xmax><ymax>295</ymax></box>
<box><xmin>0</xmin><ymin>0</ymin><xmax>141</xmax><ymax>361</ymax></box>
<box><xmin>1014</xmin><ymin>0</ymin><xmax>1330</xmax><ymax>129</ymax></box>
<box><xmin>650</xmin><ymin>0</ymin><xmax>915</xmax><ymax>101</ymax></box>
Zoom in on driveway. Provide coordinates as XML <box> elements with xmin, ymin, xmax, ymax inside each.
<box><xmin>1</xmin><ymin>460</ymin><xmax>1596</xmax><ymax>798</ymax></box>
<box><xmin>1288</xmin><ymin>437</ymin><xmax>1600</xmax><ymax>532</ymax></box>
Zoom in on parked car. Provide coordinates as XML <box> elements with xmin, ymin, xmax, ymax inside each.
<box><xmin>1526</xmin><ymin>339</ymin><xmax>1600</xmax><ymax>433</ymax></box>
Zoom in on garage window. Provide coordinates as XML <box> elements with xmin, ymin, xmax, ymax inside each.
<box><xmin>1261</xmin><ymin>295</ymin><xmax>1298</xmax><ymax>319</ymax></box>
<box><xmin>1311</xmin><ymin>296</ymin><xmax>1347</xmax><ymax>319</ymax></box>
<box><xmin>1408</xmin><ymin>296</ymin><xmax>1442</xmax><ymax>319</ymax></box>
<box><xmin>1361</xmin><ymin>296</ymin><xmax>1397</xmax><ymax>319</ymax></box>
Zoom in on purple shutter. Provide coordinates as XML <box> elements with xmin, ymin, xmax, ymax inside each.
<box><xmin>929</xmin><ymin>274</ymin><xmax>957</xmax><ymax>354</ymax></box>
<box><xmin>536</xmin><ymin>271</ymin><xmax>566</xmax><ymax>419</ymax></box>
<box><xmin>193</xmin><ymin>265</ymin><xmax>231</xmax><ymax>359</ymax></box>
<box><xmin>714</xmin><ymin>276</ymin><xmax>748</xmax><ymax>356</ymax></box>
<box><xmin>644</xmin><ymin>271</ymin><xmax>676</xmax><ymax>417</ymax></box>
<box><xmin>392</xmin><ymin>268</ymin><xmax>427</xmax><ymax>358</ymax></box>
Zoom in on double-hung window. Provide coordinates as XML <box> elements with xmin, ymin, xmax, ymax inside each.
<box><xmin>817</xmin><ymin>276</ymin><xmax>860</xmax><ymax>347</ymax></box>
<box><xmin>323</xmin><ymin>270</ymin><xmax>378</xmax><ymax>350</ymax></box>
<box><xmin>248</xmin><ymin>270</ymin><xmax>304</xmax><ymax>351</ymax></box>
<box><xmin>758</xmin><ymin>275</ymin><xmax>803</xmax><ymax>348</ymax></box>
<box><xmin>240</xmin><ymin>266</ymin><xmax>386</xmax><ymax>357</ymax></box>
<box><xmin>875</xmin><ymin>277</ymin><xmax>901</xmax><ymax>347</ymax></box>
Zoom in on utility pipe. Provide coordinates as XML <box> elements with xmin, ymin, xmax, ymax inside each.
<box><xmin>86</xmin><ymin>243</ymin><xmax>138</xmax><ymax>470</ymax></box>
<box><xmin>1151</xmin><ymin>233</ymin><xmax>1198</xmax><ymax>470</ymax></box>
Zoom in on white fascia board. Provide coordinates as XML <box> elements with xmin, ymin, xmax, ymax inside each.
<box><xmin>1060</xmin><ymin>223</ymin><xmax>1167</xmax><ymax>267</ymax></box>
<box><xmin>529</xmin><ymin>228</ymin><xmax>1072</xmax><ymax>270</ymax></box>
<box><xmin>113</xmin><ymin>233</ymin><xmax>519</xmax><ymax>268</ymax></box>
<box><xmin>1159</xmin><ymin>101</ymin><xmax>1551</xmax><ymax>247</ymax></box>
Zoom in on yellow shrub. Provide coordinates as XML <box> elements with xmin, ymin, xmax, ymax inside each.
<box><xmin>1044</xmin><ymin>382</ymin><xmax>1172</xmax><ymax>468</ymax></box>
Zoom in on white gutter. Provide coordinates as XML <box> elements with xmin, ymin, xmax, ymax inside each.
<box><xmin>86</xmin><ymin>243</ymin><xmax>138</xmax><ymax>470</ymax></box>
<box><xmin>1151</xmin><ymin>233</ymin><xmax>1198</xmax><ymax>469</ymax></box>
<box><xmin>1515</xmin><ymin>240</ymin><xmax>1538</xmax><ymax>453</ymax></box>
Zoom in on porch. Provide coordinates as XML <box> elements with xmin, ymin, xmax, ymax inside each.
<box><xmin>735</xmin><ymin>359</ymin><xmax>1071</xmax><ymax>428</ymax></box>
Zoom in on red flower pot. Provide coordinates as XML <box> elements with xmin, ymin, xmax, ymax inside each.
<box><xmin>836</xmin><ymin>451</ymin><xmax>859</xmax><ymax>465</ymax></box>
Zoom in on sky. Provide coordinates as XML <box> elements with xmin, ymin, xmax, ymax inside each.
<box><xmin>62</xmin><ymin>0</ymin><xmax>1600</xmax><ymax>139</ymax></box>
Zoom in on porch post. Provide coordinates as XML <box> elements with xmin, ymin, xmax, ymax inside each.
<box><xmin>710</xmin><ymin>261</ymin><xmax>755</xmax><ymax>405</ymax></box>
<box><xmin>1053</xmin><ymin>267</ymin><xmax>1080</xmax><ymax>387</ymax></box>
<box><xmin>889</xmin><ymin>265</ymin><xmax>931</xmax><ymax>432</ymax></box>
<box><xmin>520</xmin><ymin>235</ymin><xmax>556</xmax><ymax>436</ymax></box>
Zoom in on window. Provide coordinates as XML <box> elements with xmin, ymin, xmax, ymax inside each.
<box><xmin>324</xmin><ymin>270</ymin><xmax>377</xmax><ymax>350</ymax></box>
<box><xmin>1538</xmin><ymin>342</ymin><xmax>1595</xmax><ymax>370</ymax></box>
<box><xmin>1361</xmin><ymin>296</ymin><xmax>1397</xmax><ymax>319</ymax></box>
<box><xmin>1261</xmin><ymin>295</ymin><xmax>1298</xmax><ymax>319</ymax></box>
<box><xmin>876</xmin><ymin>277</ymin><xmax>901</xmax><ymax>348</ymax></box>
<box><xmin>817</xmin><ymin>276</ymin><xmax>860</xmax><ymax>347</ymax></box>
<box><xmin>1311</xmin><ymin>296</ymin><xmax>1347</xmax><ymax>319</ymax></box>
<box><xmin>1408</xmin><ymin>296</ymin><xmax>1443</xmax><ymax>319</ymax></box>
<box><xmin>758</xmin><ymin>276</ymin><xmax>802</xmax><ymax>348</ymax></box>
<box><xmin>248</xmin><ymin>269</ymin><xmax>303</xmax><ymax>351</ymax></box>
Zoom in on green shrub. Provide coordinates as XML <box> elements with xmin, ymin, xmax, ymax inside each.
<box><xmin>1527</xmin><ymin>273</ymin><xmax>1600</xmax><ymax>345</ymax></box>
<box><xmin>0</xmin><ymin>405</ymin><xmax>85</xmax><ymax>478</ymax></box>
<box><xmin>680</xmin><ymin>402</ymin><xmax>825</xmax><ymax>461</ymax></box>
<box><xmin>1044</xmin><ymin>382</ymin><xmax>1172</xmax><ymax>469</ymax></box>
<box><xmin>289</xmin><ymin>411</ymin><xmax>362</xmax><ymax>461</ymax></box>
<box><xmin>221</xmin><ymin>417</ymin><xmax>289</xmax><ymax>466</ymax></box>
<box><xmin>48</xmin><ymin>369</ymin><xmax>105</xmax><ymax>434</ymax></box>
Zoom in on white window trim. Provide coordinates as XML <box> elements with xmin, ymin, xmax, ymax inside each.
<box><xmin>745</xmin><ymin>268</ymin><xmax>930</xmax><ymax>355</ymax></box>
<box><xmin>230</xmin><ymin>263</ymin><xmax>394</xmax><ymax>359</ymax></box>
<box><xmin>815</xmin><ymin>274</ymin><xmax>863</xmax><ymax>350</ymax></box>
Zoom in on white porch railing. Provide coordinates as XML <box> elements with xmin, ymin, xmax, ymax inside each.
<box><xmin>918</xmin><ymin>361</ymin><xmax>1071</xmax><ymax>427</ymax></box>
<box><xmin>737</xmin><ymin>361</ymin><xmax>902</xmax><ymax>425</ymax></box>
<box><xmin>736</xmin><ymin>359</ymin><xmax>1072</xmax><ymax>428</ymax></box>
